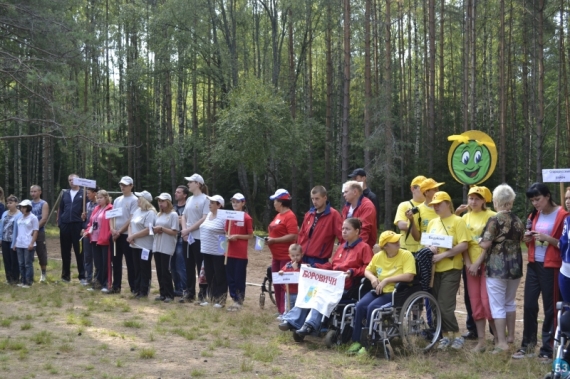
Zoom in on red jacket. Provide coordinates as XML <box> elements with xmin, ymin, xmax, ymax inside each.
<box><xmin>526</xmin><ymin>208</ymin><xmax>569</xmax><ymax>268</ymax></box>
<box><xmin>341</xmin><ymin>195</ymin><xmax>377</xmax><ymax>248</ymax></box>
<box><xmin>316</xmin><ymin>238</ymin><xmax>373</xmax><ymax>290</ymax></box>
<box><xmin>297</xmin><ymin>203</ymin><xmax>342</xmax><ymax>260</ymax></box>
<box><xmin>85</xmin><ymin>203</ymin><xmax>113</xmax><ymax>246</ymax></box>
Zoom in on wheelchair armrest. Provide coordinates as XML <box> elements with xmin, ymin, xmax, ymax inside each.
<box><xmin>394</xmin><ymin>281</ymin><xmax>412</xmax><ymax>291</ymax></box>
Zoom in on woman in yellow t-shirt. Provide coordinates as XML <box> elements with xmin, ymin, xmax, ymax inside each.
<box><xmin>346</xmin><ymin>231</ymin><xmax>416</xmax><ymax>355</ymax></box>
<box><xmin>457</xmin><ymin>186</ymin><xmax>497</xmax><ymax>352</ymax></box>
<box><xmin>426</xmin><ymin>191</ymin><xmax>470</xmax><ymax>350</ymax></box>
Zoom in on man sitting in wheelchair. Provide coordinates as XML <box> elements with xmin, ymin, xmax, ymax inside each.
<box><xmin>278</xmin><ymin>218</ymin><xmax>373</xmax><ymax>336</ymax></box>
<box><xmin>347</xmin><ymin>230</ymin><xmax>416</xmax><ymax>355</ymax></box>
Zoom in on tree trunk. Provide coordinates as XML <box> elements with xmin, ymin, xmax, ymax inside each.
<box><xmin>341</xmin><ymin>0</ymin><xmax>350</xmax><ymax>182</ymax></box>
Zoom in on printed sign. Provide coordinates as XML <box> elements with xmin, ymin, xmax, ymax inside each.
<box><xmin>218</xmin><ymin>235</ymin><xmax>228</xmax><ymax>253</ymax></box>
<box><xmin>217</xmin><ymin>210</ymin><xmax>245</xmax><ymax>221</ymax></box>
<box><xmin>254</xmin><ymin>236</ymin><xmax>265</xmax><ymax>251</ymax></box>
<box><xmin>420</xmin><ymin>233</ymin><xmax>453</xmax><ymax>249</ymax></box>
<box><xmin>105</xmin><ymin>208</ymin><xmax>123</xmax><ymax>219</ymax></box>
<box><xmin>295</xmin><ymin>266</ymin><xmax>346</xmax><ymax>317</ymax></box>
<box><xmin>272</xmin><ymin>272</ymin><xmax>300</xmax><ymax>284</ymax></box>
<box><xmin>72</xmin><ymin>177</ymin><xmax>97</xmax><ymax>188</ymax></box>
<box><xmin>141</xmin><ymin>249</ymin><xmax>150</xmax><ymax>261</ymax></box>
<box><xmin>542</xmin><ymin>168</ymin><xmax>570</xmax><ymax>183</ymax></box>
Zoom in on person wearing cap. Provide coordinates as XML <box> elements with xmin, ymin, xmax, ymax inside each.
<box><xmin>347</xmin><ymin>230</ymin><xmax>416</xmax><ymax>355</ymax></box>
<box><xmin>127</xmin><ymin>191</ymin><xmax>157</xmax><ymax>298</ymax></box>
<box><xmin>172</xmin><ymin>185</ymin><xmax>190</xmax><ymax>297</ymax></box>
<box><xmin>29</xmin><ymin>185</ymin><xmax>49</xmax><ymax>283</ymax></box>
<box><xmin>393</xmin><ymin>176</ymin><xmax>426</xmax><ymax>253</ymax></box>
<box><xmin>225</xmin><ymin>193</ymin><xmax>254</xmax><ymax>311</ymax></box>
<box><xmin>199</xmin><ymin>195</ymin><xmax>227</xmax><ymax>307</ymax></box>
<box><xmin>267</xmin><ymin>189</ymin><xmax>299</xmax><ymax>317</ymax></box>
<box><xmin>180</xmin><ymin>173</ymin><xmax>209</xmax><ymax>303</ymax></box>
<box><xmin>152</xmin><ymin>193</ymin><xmax>179</xmax><ymax>302</ymax></box>
<box><xmin>341</xmin><ymin>181</ymin><xmax>377</xmax><ymax>249</ymax></box>
<box><xmin>297</xmin><ymin>186</ymin><xmax>342</xmax><ymax>266</ymax></box>
<box><xmin>84</xmin><ymin>190</ymin><xmax>114</xmax><ymax>291</ymax></box>
<box><xmin>455</xmin><ymin>186</ymin><xmax>497</xmax><ymax>349</ymax></box>
<box><xmin>81</xmin><ymin>186</ymin><xmax>99</xmax><ymax>286</ymax></box>
<box><xmin>348</xmin><ymin>168</ymin><xmax>380</xmax><ymax>225</ymax></box>
<box><xmin>13</xmin><ymin>199</ymin><xmax>39</xmax><ymax>287</ymax></box>
<box><xmin>57</xmin><ymin>174</ymin><xmax>85</xmax><ymax>283</ymax></box>
<box><xmin>108</xmin><ymin>176</ymin><xmax>138</xmax><ymax>294</ymax></box>
<box><xmin>0</xmin><ymin>195</ymin><xmax>22</xmax><ymax>284</ymax></box>
<box><xmin>412</xmin><ymin>178</ymin><xmax>444</xmax><ymax>245</ymax></box>
<box><xmin>425</xmin><ymin>191</ymin><xmax>470</xmax><ymax>350</ymax></box>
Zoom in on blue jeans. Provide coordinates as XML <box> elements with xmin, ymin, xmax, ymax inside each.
<box><xmin>284</xmin><ymin>294</ymin><xmax>298</xmax><ymax>314</ymax></box>
<box><xmin>352</xmin><ymin>291</ymin><xmax>392</xmax><ymax>342</ymax></box>
<box><xmin>170</xmin><ymin>239</ymin><xmax>187</xmax><ymax>293</ymax></box>
<box><xmin>226</xmin><ymin>257</ymin><xmax>248</xmax><ymax>304</ymax></box>
<box><xmin>17</xmin><ymin>247</ymin><xmax>35</xmax><ymax>285</ymax></box>
<box><xmin>283</xmin><ymin>306</ymin><xmax>324</xmax><ymax>330</ymax></box>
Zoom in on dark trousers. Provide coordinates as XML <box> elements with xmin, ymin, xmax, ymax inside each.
<box><xmin>132</xmin><ymin>248</ymin><xmax>153</xmax><ymax>296</ymax></box>
<box><xmin>109</xmin><ymin>234</ymin><xmax>135</xmax><ymax>292</ymax></box>
<box><xmin>2</xmin><ymin>240</ymin><xmax>19</xmax><ymax>283</ymax></box>
<box><xmin>155</xmin><ymin>252</ymin><xmax>174</xmax><ymax>299</ymax></box>
<box><xmin>83</xmin><ymin>238</ymin><xmax>94</xmax><ymax>282</ymax></box>
<box><xmin>203</xmin><ymin>254</ymin><xmax>227</xmax><ymax>304</ymax></box>
<box><xmin>226</xmin><ymin>257</ymin><xmax>248</xmax><ymax>304</ymax></box>
<box><xmin>521</xmin><ymin>262</ymin><xmax>559</xmax><ymax>357</ymax></box>
<box><xmin>462</xmin><ymin>267</ymin><xmax>477</xmax><ymax>333</ymax></box>
<box><xmin>59</xmin><ymin>222</ymin><xmax>84</xmax><ymax>281</ymax></box>
<box><xmin>92</xmin><ymin>243</ymin><xmax>108</xmax><ymax>288</ymax></box>
<box><xmin>184</xmin><ymin>239</ymin><xmax>207</xmax><ymax>300</ymax></box>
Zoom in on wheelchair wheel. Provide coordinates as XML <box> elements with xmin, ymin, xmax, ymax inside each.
<box><xmin>292</xmin><ymin>332</ymin><xmax>305</xmax><ymax>343</ymax></box>
<box><xmin>399</xmin><ymin>290</ymin><xmax>442</xmax><ymax>352</ymax></box>
<box><xmin>325</xmin><ymin>330</ymin><xmax>338</xmax><ymax>348</ymax></box>
<box><xmin>383</xmin><ymin>340</ymin><xmax>394</xmax><ymax>361</ymax></box>
<box><xmin>340</xmin><ymin>325</ymin><xmax>353</xmax><ymax>344</ymax></box>
<box><xmin>259</xmin><ymin>293</ymin><xmax>266</xmax><ymax>309</ymax></box>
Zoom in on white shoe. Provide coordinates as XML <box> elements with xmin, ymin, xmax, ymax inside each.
<box><xmin>199</xmin><ymin>301</ymin><xmax>209</xmax><ymax>306</ymax></box>
<box><xmin>21</xmin><ymin>285</ymin><xmax>30</xmax><ymax>289</ymax></box>
<box><xmin>40</xmin><ymin>274</ymin><xmax>46</xmax><ymax>283</ymax></box>
<box><xmin>213</xmin><ymin>303</ymin><xmax>224</xmax><ymax>309</ymax></box>
<box><xmin>17</xmin><ymin>283</ymin><xmax>23</xmax><ymax>287</ymax></box>
<box><xmin>101</xmin><ymin>288</ymin><xmax>109</xmax><ymax>293</ymax></box>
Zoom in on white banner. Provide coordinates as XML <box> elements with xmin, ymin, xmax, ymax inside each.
<box><xmin>421</xmin><ymin>233</ymin><xmax>453</xmax><ymax>249</ymax></box>
<box><xmin>217</xmin><ymin>210</ymin><xmax>245</xmax><ymax>221</ymax></box>
<box><xmin>272</xmin><ymin>272</ymin><xmax>299</xmax><ymax>284</ymax></box>
<box><xmin>295</xmin><ymin>266</ymin><xmax>345</xmax><ymax>317</ymax></box>
<box><xmin>72</xmin><ymin>177</ymin><xmax>97</xmax><ymax>188</ymax></box>
<box><xmin>542</xmin><ymin>168</ymin><xmax>570</xmax><ymax>183</ymax></box>
<box><xmin>105</xmin><ymin>208</ymin><xmax>123</xmax><ymax>219</ymax></box>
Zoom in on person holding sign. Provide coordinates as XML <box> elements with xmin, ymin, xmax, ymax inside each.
<box><xmin>81</xmin><ymin>187</ymin><xmax>99</xmax><ymax>286</ymax></box>
<box><xmin>152</xmin><ymin>193</ymin><xmax>179</xmax><ymax>303</ymax></box>
<box><xmin>30</xmin><ymin>185</ymin><xmax>49</xmax><ymax>283</ymax></box>
<box><xmin>279</xmin><ymin>218</ymin><xmax>373</xmax><ymax>337</ymax></box>
<box><xmin>340</xmin><ymin>181</ymin><xmax>377</xmax><ymax>249</ymax></box>
<box><xmin>127</xmin><ymin>191</ymin><xmax>157</xmax><ymax>299</ymax></box>
<box><xmin>83</xmin><ymin>190</ymin><xmax>113</xmax><ymax>292</ymax></box>
<box><xmin>278</xmin><ymin>244</ymin><xmax>303</xmax><ymax>312</ymax></box>
<box><xmin>393</xmin><ymin>176</ymin><xmax>426</xmax><ymax>253</ymax></box>
<box><xmin>347</xmin><ymin>230</ymin><xmax>416</xmax><ymax>355</ymax></box>
<box><xmin>57</xmin><ymin>174</ymin><xmax>85</xmax><ymax>283</ymax></box>
<box><xmin>225</xmin><ymin>193</ymin><xmax>253</xmax><ymax>311</ymax></box>
<box><xmin>267</xmin><ymin>189</ymin><xmax>299</xmax><ymax>317</ymax></box>
<box><xmin>425</xmin><ymin>191</ymin><xmax>470</xmax><ymax>350</ymax></box>
<box><xmin>512</xmin><ymin>183</ymin><xmax>568</xmax><ymax>361</ymax></box>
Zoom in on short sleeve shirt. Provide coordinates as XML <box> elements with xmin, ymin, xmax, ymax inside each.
<box><xmin>268</xmin><ymin>210</ymin><xmax>298</xmax><ymax>260</ymax></box>
<box><xmin>152</xmin><ymin>212</ymin><xmax>179</xmax><ymax>255</ymax></box>
<box><xmin>366</xmin><ymin>248</ymin><xmax>416</xmax><ymax>293</ymax></box>
<box><xmin>15</xmin><ymin>214</ymin><xmax>39</xmax><ymax>249</ymax></box>
<box><xmin>426</xmin><ymin>214</ymin><xmax>470</xmax><ymax>272</ymax></box>
<box><xmin>200</xmin><ymin>213</ymin><xmax>226</xmax><ymax>256</ymax></box>
<box><xmin>225</xmin><ymin>213</ymin><xmax>253</xmax><ymax>259</ymax></box>
<box><xmin>394</xmin><ymin>200</ymin><xmax>422</xmax><ymax>252</ymax></box>
<box><xmin>417</xmin><ymin>203</ymin><xmax>438</xmax><ymax>246</ymax></box>
<box><xmin>130</xmin><ymin>209</ymin><xmax>157</xmax><ymax>251</ymax></box>
<box><xmin>481</xmin><ymin>211</ymin><xmax>524</xmax><ymax>279</ymax></box>
<box><xmin>463</xmin><ymin>209</ymin><xmax>496</xmax><ymax>263</ymax></box>
<box><xmin>113</xmin><ymin>194</ymin><xmax>138</xmax><ymax>234</ymax></box>
<box><xmin>183</xmin><ymin>194</ymin><xmax>209</xmax><ymax>240</ymax></box>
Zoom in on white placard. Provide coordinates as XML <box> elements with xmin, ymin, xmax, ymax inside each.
<box><xmin>542</xmin><ymin>168</ymin><xmax>570</xmax><ymax>183</ymax></box>
<box><xmin>421</xmin><ymin>233</ymin><xmax>453</xmax><ymax>249</ymax></box>
<box><xmin>148</xmin><ymin>223</ymin><xmax>154</xmax><ymax>235</ymax></box>
<box><xmin>105</xmin><ymin>208</ymin><xmax>123</xmax><ymax>219</ymax></box>
<box><xmin>72</xmin><ymin>177</ymin><xmax>97</xmax><ymax>188</ymax></box>
<box><xmin>272</xmin><ymin>272</ymin><xmax>300</xmax><ymax>284</ymax></box>
<box><xmin>217</xmin><ymin>210</ymin><xmax>245</xmax><ymax>221</ymax></box>
<box><xmin>141</xmin><ymin>248</ymin><xmax>150</xmax><ymax>261</ymax></box>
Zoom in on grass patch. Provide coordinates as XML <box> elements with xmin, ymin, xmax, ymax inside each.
<box><xmin>242</xmin><ymin>341</ymin><xmax>279</xmax><ymax>363</ymax></box>
<box><xmin>20</xmin><ymin>322</ymin><xmax>32</xmax><ymax>331</ymax></box>
<box><xmin>139</xmin><ymin>347</ymin><xmax>155</xmax><ymax>359</ymax></box>
<box><xmin>32</xmin><ymin>331</ymin><xmax>52</xmax><ymax>345</ymax></box>
<box><xmin>190</xmin><ymin>369</ymin><xmax>205</xmax><ymax>377</ymax></box>
<box><xmin>0</xmin><ymin>319</ymin><xmax>11</xmax><ymax>328</ymax></box>
<box><xmin>123</xmin><ymin>320</ymin><xmax>142</xmax><ymax>328</ymax></box>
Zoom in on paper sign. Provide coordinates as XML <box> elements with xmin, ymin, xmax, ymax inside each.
<box><xmin>542</xmin><ymin>168</ymin><xmax>570</xmax><ymax>182</ymax></box>
<box><xmin>148</xmin><ymin>223</ymin><xmax>154</xmax><ymax>235</ymax></box>
<box><xmin>295</xmin><ymin>266</ymin><xmax>346</xmax><ymax>317</ymax></box>
<box><xmin>72</xmin><ymin>177</ymin><xmax>97</xmax><ymax>188</ymax></box>
<box><xmin>105</xmin><ymin>208</ymin><xmax>123</xmax><ymax>219</ymax></box>
<box><xmin>272</xmin><ymin>272</ymin><xmax>300</xmax><ymax>284</ymax></box>
<box><xmin>141</xmin><ymin>248</ymin><xmax>150</xmax><ymax>261</ymax></box>
<box><xmin>217</xmin><ymin>210</ymin><xmax>245</xmax><ymax>221</ymax></box>
<box><xmin>254</xmin><ymin>236</ymin><xmax>265</xmax><ymax>251</ymax></box>
<box><xmin>218</xmin><ymin>235</ymin><xmax>228</xmax><ymax>253</ymax></box>
<box><xmin>187</xmin><ymin>234</ymin><xmax>195</xmax><ymax>245</ymax></box>
<box><xmin>421</xmin><ymin>233</ymin><xmax>453</xmax><ymax>249</ymax></box>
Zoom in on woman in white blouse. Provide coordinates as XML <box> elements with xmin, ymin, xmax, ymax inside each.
<box><xmin>152</xmin><ymin>193</ymin><xmax>179</xmax><ymax>303</ymax></box>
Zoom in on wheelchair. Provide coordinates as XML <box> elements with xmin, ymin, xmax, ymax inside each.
<box><xmin>544</xmin><ymin>302</ymin><xmax>570</xmax><ymax>379</ymax></box>
<box><xmin>259</xmin><ymin>266</ymin><xmax>276</xmax><ymax>309</ymax></box>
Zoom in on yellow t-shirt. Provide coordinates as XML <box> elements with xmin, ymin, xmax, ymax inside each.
<box><xmin>366</xmin><ymin>248</ymin><xmax>416</xmax><ymax>293</ymax></box>
<box><xmin>394</xmin><ymin>199</ymin><xmax>423</xmax><ymax>252</ymax></box>
<box><xmin>417</xmin><ymin>203</ymin><xmax>438</xmax><ymax>247</ymax></box>
<box><xmin>462</xmin><ymin>209</ymin><xmax>496</xmax><ymax>263</ymax></box>
<box><xmin>426</xmin><ymin>214</ymin><xmax>470</xmax><ymax>272</ymax></box>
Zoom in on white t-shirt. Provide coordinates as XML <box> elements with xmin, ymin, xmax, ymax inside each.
<box><xmin>15</xmin><ymin>213</ymin><xmax>39</xmax><ymax>249</ymax></box>
<box><xmin>129</xmin><ymin>209</ymin><xmax>157</xmax><ymax>251</ymax></box>
<box><xmin>70</xmin><ymin>189</ymin><xmax>79</xmax><ymax>202</ymax></box>
<box><xmin>183</xmin><ymin>193</ymin><xmax>209</xmax><ymax>240</ymax></box>
<box><xmin>113</xmin><ymin>194</ymin><xmax>138</xmax><ymax>234</ymax></box>
<box><xmin>534</xmin><ymin>208</ymin><xmax>559</xmax><ymax>262</ymax></box>
<box><xmin>152</xmin><ymin>212</ymin><xmax>179</xmax><ymax>255</ymax></box>
<box><xmin>200</xmin><ymin>212</ymin><xmax>226</xmax><ymax>256</ymax></box>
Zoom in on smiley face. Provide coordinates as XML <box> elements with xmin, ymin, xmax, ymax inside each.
<box><xmin>447</xmin><ymin>130</ymin><xmax>497</xmax><ymax>185</ymax></box>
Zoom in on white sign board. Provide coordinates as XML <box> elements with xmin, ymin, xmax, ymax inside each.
<box><xmin>295</xmin><ymin>266</ymin><xmax>346</xmax><ymax>317</ymax></box>
<box><xmin>217</xmin><ymin>210</ymin><xmax>245</xmax><ymax>221</ymax></box>
<box><xmin>105</xmin><ymin>208</ymin><xmax>123</xmax><ymax>219</ymax></box>
<box><xmin>420</xmin><ymin>233</ymin><xmax>453</xmax><ymax>249</ymax></box>
<box><xmin>72</xmin><ymin>177</ymin><xmax>97</xmax><ymax>188</ymax></box>
<box><xmin>272</xmin><ymin>272</ymin><xmax>300</xmax><ymax>284</ymax></box>
<box><xmin>542</xmin><ymin>169</ymin><xmax>570</xmax><ymax>183</ymax></box>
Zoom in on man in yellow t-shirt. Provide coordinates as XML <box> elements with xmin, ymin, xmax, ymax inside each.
<box><xmin>393</xmin><ymin>175</ymin><xmax>426</xmax><ymax>252</ymax></box>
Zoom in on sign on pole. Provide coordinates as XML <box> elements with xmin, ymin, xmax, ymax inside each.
<box><xmin>72</xmin><ymin>177</ymin><xmax>97</xmax><ymax>188</ymax></box>
<box><xmin>217</xmin><ymin>210</ymin><xmax>245</xmax><ymax>221</ymax></box>
<box><xmin>105</xmin><ymin>208</ymin><xmax>123</xmax><ymax>219</ymax></box>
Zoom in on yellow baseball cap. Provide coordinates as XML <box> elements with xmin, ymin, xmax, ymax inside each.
<box><xmin>468</xmin><ymin>186</ymin><xmax>492</xmax><ymax>203</ymax></box>
<box><xmin>411</xmin><ymin>175</ymin><xmax>427</xmax><ymax>187</ymax></box>
<box><xmin>420</xmin><ymin>178</ymin><xmax>445</xmax><ymax>193</ymax></box>
<box><xmin>428</xmin><ymin>191</ymin><xmax>452</xmax><ymax>205</ymax></box>
<box><xmin>378</xmin><ymin>230</ymin><xmax>402</xmax><ymax>248</ymax></box>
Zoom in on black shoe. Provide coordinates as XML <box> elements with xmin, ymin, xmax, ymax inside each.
<box><xmin>163</xmin><ymin>297</ymin><xmax>174</xmax><ymax>303</ymax></box>
<box><xmin>278</xmin><ymin>322</ymin><xmax>292</xmax><ymax>331</ymax></box>
<box><xmin>295</xmin><ymin>324</ymin><xmax>314</xmax><ymax>336</ymax></box>
<box><xmin>173</xmin><ymin>291</ymin><xmax>183</xmax><ymax>297</ymax></box>
<box><xmin>155</xmin><ymin>296</ymin><xmax>166</xmax><ymax>301</ymax></box>
<box><xmin>461</xmin><ymin>331</ymin><xmax>478</xmax><ymax>340</ymax></box>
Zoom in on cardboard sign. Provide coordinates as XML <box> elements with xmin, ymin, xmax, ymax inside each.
<box><xmin>217</xmin><ymin>210</ymin><xmax>245</xmax><ymax>221</ymax></box>
<box><xmin>105</xmin><ymin>208</ymin><xmax>123</xmax><ymax>219</ymax></box>
<box><xmin>72</xmin><ymin>177</ymin><xmax>97</xmax><ymax>188</ymax></box>
<box><xmin>272</xmin><ymin>272</ymin><xmax>300</xmax><ymax>284</ymax></box>
<box><xmin>542</xmin><ymin>168</ymin><xmax>570</xmax><ymax>183</ymax></box>
<box><xmin>420</xmin><ymin>233</ymin><xmax>453</xmax><ymax>249</ymax></box>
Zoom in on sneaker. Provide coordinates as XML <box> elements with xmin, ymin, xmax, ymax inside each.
<box><xmin>347</xmin><ymin>342</ymin><xmax>362</xmax><ymax>355</ymax></box>
<box><xmin>451</xmin><ymin>337</ymin><xmax>465</xmax><ymax>350</ymax></box>
<box><xmin>538</xmin><ymin>354</ymin><xmax>553</xmax><ymax>364</ymax></box>
<box><xmin>87</xmin><ymin>288</ymin><xmax>94</xmax><ymax>291</ymax></box>
<box><xmin>199</xmin><ymin>301</ymin><xmax>209</xmax><ymax>306</ymax></box>
<box><xmin>276</xmin><ymin>314</ymin><xmax>284</xmax><ymax>321</ymax></box>
<box><xmin>163</xmin><ymin>297</ymin><xmax>174</xmax><ymax>303</ymax></box>
<box><xmin>39</xmin><ymin>274</ymin><xmax>46</xmax><ymax>283</ymax></box>
<box><xmin>438</xmin><ymin>337</ymin><xmax>451</xmax><ymax>350</ymax></box>
<box><xmin>278</xmin><ymin>322</ymin><xmax>292</xmax><ymax>331</ymax></box>
<box><xmin>155</xmin><ymin>296</ymin><xmax>166</xmax><ymax>301</ymax></box>
<box><xmin>21</xmin><ymin>285</ymin><xmax>30</xmax><ymax>289</ymax></box>
<box><xmin>17</xmin><ymin>283</ymin><xmax>23</xmax><ymax>287</ymax></box>
<box><xmin>61</xmin><ymin>278</ymin><xmax>71</xmax><ymax>284</ymax></box>
<box><xmin>213</xmin><ymin>303</ymin><xmax>224</xmax><ymax>309</ymax></box>
<box><xmin>357</xmin><ymin>347</ymin><xmax>368</xmax><ymax>355</ymax></box>
<box><xmin>101</xmin><ymin>287</ymin><xmax>109</xmax><ymax>294</ymax></box>
<box><xmin>461</xmin><ymin>330</ymin><xmax>478</xmax><ymax>340</ymax></box>
<box><xmin>80</xmin><ymin>279</ymin><xmax>89</xmax><ymax>286</ymax></box>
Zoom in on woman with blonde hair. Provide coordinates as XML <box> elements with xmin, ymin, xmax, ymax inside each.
<box><xmin>152</xmin><ymin>193</ymin><xmax>179</xmax><ymax>303</ymax></box>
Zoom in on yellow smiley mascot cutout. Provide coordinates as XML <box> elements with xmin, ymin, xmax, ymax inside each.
<box><xmin>447</xmin><ymin>130</ymin><xmax>498</xmax><ymax>185</ymax></box>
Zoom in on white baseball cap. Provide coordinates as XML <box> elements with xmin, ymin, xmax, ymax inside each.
<box><xmin>231</xmin><ymin>193</ymin><xmax>245</xmax><ymax>201</ymax></box>
<box><xmin>119</xmin><ymin>176</ymin><xmax>133</xmax><ymax>185</ymax></box>
<box><xmin>18</xmin><ymin>199</ymin><xmax>32</xmax><ymax>207</ymax></box>
<box><xmin>184</xmin><ymin>173</ymin><xmax>204</xmax><ymax>184</ymax></box>
<box><xmin>269</xmin><ymin>189</ymin><xmax>291</xmax><ymax>200</ymax></box>
<box><xmin>207</xmin><ymin>195</ymin><xmax>225</xmax><ymax>207</ymax></box>
<box><xmin>155</xmin><ymin>193</ymin><xmax>172</xmax><ymax>201</ymax></box>
<box><xmin>134</xmin><ymin>191</ymin><xmax>152</xmax><ymax>202</ymax></box>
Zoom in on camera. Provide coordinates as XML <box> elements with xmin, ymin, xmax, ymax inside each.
<box><xmin>410</xmin><ymin>207</ymin><xmax>419</xmax><ymax>214</ymax></box>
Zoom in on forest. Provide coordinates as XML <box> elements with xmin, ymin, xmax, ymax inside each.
<box><xmin>0</xmin><ymin>0</ymin><xmax>568</xmax><ymax>229</ymax></box>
